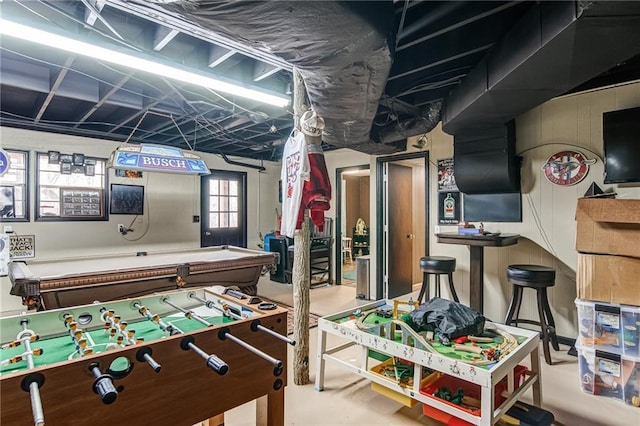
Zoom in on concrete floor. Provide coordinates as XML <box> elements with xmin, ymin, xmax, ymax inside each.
<box><xmin>221</xmin><ymin>276</ymin><xmax>640</xmax><ymax>426</ymax></box>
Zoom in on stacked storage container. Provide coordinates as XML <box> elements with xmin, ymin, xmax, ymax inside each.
<box><xmin>575</xmin><ymin>199</ymin><xmax>640</xmax><ymax>408</ymax></box>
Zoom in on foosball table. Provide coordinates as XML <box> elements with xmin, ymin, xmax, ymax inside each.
<box><xmin>0</xmin><ymin>287</ymin><xmax>292</xmax><ymax>426</ymax></box>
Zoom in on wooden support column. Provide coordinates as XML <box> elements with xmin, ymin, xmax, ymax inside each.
<box><xmin>292</xmin><ymin>67</ymin><xmax>311</xmax><ymax>385</ymax></box>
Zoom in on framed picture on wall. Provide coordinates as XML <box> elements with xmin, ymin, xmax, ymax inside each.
<box><xmin>73</xmin><ymin>153</ymin><xmax>85</xmax><ymax>166</ymax></box>
<box><xmin>48</xmin><ymin>151</ymin><xmax>60</xmax><ymax>164</ymax></box>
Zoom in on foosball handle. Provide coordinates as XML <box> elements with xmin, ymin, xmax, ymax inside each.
<box><xmin>21</xmin><ymin>373</ymin><xmax>45</xmax><ymax>426</ymax></box>
<box><xmin>135</xmin><ymin>347</ymin><xmax>162</xmax><ymax>373</ymax></box>
<box><xmin>180</xmin><ymin>336</ymin><xmax>229</xmax><ymax>376</ymax></box>
<box><xmin>88</xmin><ymin>363</ymin><xmax>118</xmax><ymax>405</ymax></box>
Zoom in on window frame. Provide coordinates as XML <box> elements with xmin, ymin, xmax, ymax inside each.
<box><xmin>35</xmin><ymin>151</ymin><xmax>109</xmax><ymax>222</ymax></box>
<box><xmin>0</xmin><ymin>149</ymin><xmax>30</xmax><ymax>222</ymax></box>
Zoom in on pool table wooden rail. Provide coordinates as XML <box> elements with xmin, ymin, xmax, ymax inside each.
<box><xmin>8</xmin><ymin>245</ymin><xmax>277</xmax><ymax>310</ymax></box>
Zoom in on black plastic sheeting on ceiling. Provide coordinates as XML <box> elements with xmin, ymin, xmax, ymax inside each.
<box><xmin>161</xmin><ymin>0</ymin><xmax>398</xmax><ymax>154</ymax></box>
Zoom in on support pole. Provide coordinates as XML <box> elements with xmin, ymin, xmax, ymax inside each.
<box><xmin>292</xmin><ymin>67</ymin><xmax>313</xmax><ymax>385</ymax></box>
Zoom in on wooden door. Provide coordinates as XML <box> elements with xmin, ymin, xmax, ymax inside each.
<box><xmin>387</xmin><ymin>163</ymin><xmax>413</xmax><ymax>298</ymax></box>
<box><xmin>201</xmin><ymin>170</ymin><xmax>247</xmax><ymax>247</ymax></box>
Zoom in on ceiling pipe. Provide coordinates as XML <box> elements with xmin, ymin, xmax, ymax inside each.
<box><xmin>220</xmin><ymin>153</ymin><xmax>266</xmax><ymax>172</ymax></box>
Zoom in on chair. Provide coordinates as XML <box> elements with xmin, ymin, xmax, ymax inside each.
<box><xmin>342</xmin><ymin>237</ymin><xmax>353</xmax><ymax>264</ymax></box>
<box><xmin>504</xmin><ymin>264</ymin><xmax>559</xmax><ymax>365</ymax></box>
<box><xmin>417</xmin><ymin>256</ymin><xmax>459</xmax><ymax>304</ymax></box>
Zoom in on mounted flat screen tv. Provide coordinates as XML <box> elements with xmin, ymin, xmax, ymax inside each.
<box><xmin>603</xmin><ymin>106</ymin><xmax>640</xmax><ymax>184</ymax></box>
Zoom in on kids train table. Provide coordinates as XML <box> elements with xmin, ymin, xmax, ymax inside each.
<box><xmin>1</xmin><ymin>286</ymin><xmax>292</xmax><ymax>426</ymax></box>
<box><xmin>315</xmin><ymin>299</ymin><xmax>542</xmax><ymax>426</ymax></box>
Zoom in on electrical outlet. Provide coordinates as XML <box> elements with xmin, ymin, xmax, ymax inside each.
<box><xmin>118</xmin><ymin>224</ymin><xmax>126</xmax><ymax>233</ymax></box>
<box><xmin>3</xmin><ymin>225</ymin><xmax>13</xmax><ymax>234</ymax></box>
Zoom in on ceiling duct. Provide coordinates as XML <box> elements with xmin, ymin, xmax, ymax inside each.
<box><xmin>454</xmin><ymin>121</ymin><xmax>520</xmax><ymax>194</ymax></box>
<box><xmin>376</xmin><ymin>101</ymin><xmax>442</xmax><ymax>144</ymax></box>
<box><xmin>161</xmin><ymin>1</ymin><xmax>395</xmax><ymax>154</ymax></box>
<box><xmin>442</xmin><ymin>1</ymin><xmax>640</xmax><ymax>134</ymax></box>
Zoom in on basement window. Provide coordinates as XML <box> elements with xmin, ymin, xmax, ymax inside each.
<box><xmin>0</xmin><ymin>149</ymin><xmax>29</xmax><ymax>222</ymax></box>
<box><xmin>35</xmin><ymin>152</ymin><xmax>108</xmax><ymax>221</ymax></box>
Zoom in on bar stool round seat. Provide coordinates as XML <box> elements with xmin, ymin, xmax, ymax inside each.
<box><xmin>504</xmin><ymin>264</ymin><xmax>559</xmax><ymax>365</ymax></box>
<box><xmin>417</xmin><ymin>256</ymin><xmax>459</xmax><ymax>304</ymax></box>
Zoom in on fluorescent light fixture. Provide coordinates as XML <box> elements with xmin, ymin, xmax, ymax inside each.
<box><xmin>0</xmin><ymin>18</ymin><xmax>290</xmax><ymax>108</ymax></box>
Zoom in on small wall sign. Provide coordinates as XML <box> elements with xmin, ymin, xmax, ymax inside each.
<box><xmin>0</xmin><ymin>148</ymin><xmax>9</xmax><ymax>177</ymax></box>
<box><xmin>10</xmin><ymin>234</ymin><xmax>36</xmax><ymax>259</ymax></box>
<box><xmin>542</xmin><ymin>150</ymin><xmax>596</xmax><ymax>186</ymax></box>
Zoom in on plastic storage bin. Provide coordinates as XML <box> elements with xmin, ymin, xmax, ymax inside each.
<box><xmin>575</xmin><ymin>299</ymin><xmax>623</xmax><ymax>353</ymax></box>
<box><xmin>576</xmin><ymin>299</ymin><xmax>595</xmax><ymax>348</ymax></box>
<box><xmin>419</xmin><ymin>366</ymin><xmax>528</xmax><ymax>424</ymax></box>
<box><xmin>368</xmin><ymin>358</ymin><xmax>439</xmax><ymax>407</ymax></box>
<box><xmin>622</xmin><ymin>305</ymin><xmax>640</xmax><ymax>358</ymax></box>
<box><xmin>577</xmin><ymin>345</ymin><xmax>622</xmax><ymax>401</ymax></box>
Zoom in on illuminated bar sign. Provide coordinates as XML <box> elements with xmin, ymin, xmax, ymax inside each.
<box><xmin>108</xmin><ymin>143</ymin><xmax>210</xmax><ymax>175</ymax></box>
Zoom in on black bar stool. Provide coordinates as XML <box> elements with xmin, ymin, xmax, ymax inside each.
<box><xmin>417</xmin><ymin>256</ymin><xmax>459</xmax><ymax>304</ymax></box>
<box><xmin>504</xmin><ymin>264</ymin><xmax>560</xmax><ymax>365</ymax></box>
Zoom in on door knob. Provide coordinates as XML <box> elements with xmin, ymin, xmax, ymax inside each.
<box><xmin>205</xmin><ymin>231</ymin><xmax>212</xmax><ymax>236</ymax></box>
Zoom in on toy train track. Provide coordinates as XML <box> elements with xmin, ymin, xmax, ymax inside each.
<box><xmin>354</xmin><ymin>308</ymin><xmax>518</xmax><ymax>366</ymax></box>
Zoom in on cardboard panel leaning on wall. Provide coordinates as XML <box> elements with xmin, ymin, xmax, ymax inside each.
<box><xmin>575</xmin><ymin>198</ymin><xmax>640</xmax><ymax>258</ymax></box>
<box><xmin>577</xmin><ymin>253</ymin><xmax>640</xmax><ymax>306</ymax></box>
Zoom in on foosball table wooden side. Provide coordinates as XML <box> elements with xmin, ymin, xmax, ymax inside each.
<box><xmin>0</xmin><ymin>308</ymin><xmax>288</xmax><ymax>426</ymax></box>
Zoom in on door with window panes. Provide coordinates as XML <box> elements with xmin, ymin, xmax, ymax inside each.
<box><xmin>201</xmin><ymin>170</ymin><xmax>247</xmax><ymax>247</ymax></box>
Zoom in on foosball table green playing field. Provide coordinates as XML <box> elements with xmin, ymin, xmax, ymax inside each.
<box><xmin>1</xmin><ymin>287</ymin><xmax>292</xmax><ymax>426</ymax></box>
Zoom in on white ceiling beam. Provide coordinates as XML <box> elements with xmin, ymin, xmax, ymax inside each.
<box><xmin>253</xmin><ymin>61</ymin><xmax>280</xmax><ymax>82</ymax></box>
<box><xmin>208</xmin><ymin>45</ymin><xmax>235</xmax><ymax>68</ymax></box>
<box><xmin>153</xmin><ymin>26</ymin><xmax>179</xmax><ymax>51</ymax></box>
<box><xmin>84</xmin><ymin>0</ymin><xmax>106</xmax><ymax>26</ymax></box>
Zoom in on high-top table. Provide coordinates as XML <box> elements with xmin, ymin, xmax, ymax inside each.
<box><xmin>435</xmin><ymin>233</ymin><xmax>520</xmax><ymax>314</ymax></box>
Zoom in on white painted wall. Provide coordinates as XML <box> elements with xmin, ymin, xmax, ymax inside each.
<box><xmin>424</xmin><ymin>81</ymin><xmax>640</xmax><ymax>337</ymax></box>
<box><xmin>0</xmin><ymin>127</ymin><xmax>281</xmax><ymax>312</ymax></box>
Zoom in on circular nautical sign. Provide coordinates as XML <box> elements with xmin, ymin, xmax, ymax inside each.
<box><xmin>0</xmin><ymin>149</ymin><xmax>9</xmax><ymax>177</ymax></box>
<box><xmin>542</xmin><ymin>150</ymin><xmax>596</xmax><ymax>186</ymax></box>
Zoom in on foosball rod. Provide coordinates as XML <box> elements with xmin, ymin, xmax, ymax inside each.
<box><xmin>188</xmin><ymin>293</ymin><xmax>294</xmax><ymax>346</ymax></box>
<box><xmin>218</xmin><ymin>327</ymin><xmax>283</xmax><ymax>370</ymax></box>
<box><xmin>250</xmin><ymin>320</ymin><xmax>296</xmax><ymax>346</ymax></box>
<box><xmin>100</xmin><ymin>308</ymin><xmax>161</xmax><ymax>373</ymax></box>
<box><xmin>133</xmin><ymin>302</ymin><xmax>228</xmax><ymax>375</ymax></box>
<box><xmin>189</xmin><ymin>292</ymin><xmax>241</xmax><ymax>320</ymax></box>
<box><xmin>18</xmin><ymin>319</ymin><xmax>45</xmax><ymax>426</ymax></box>
<box><xmin>161</xmin><ymin>296</ymin><xmax>211</xmax><ymax>327</ymax></box>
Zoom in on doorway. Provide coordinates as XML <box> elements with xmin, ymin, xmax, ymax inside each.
<box><xmin>335</xmin><ymin>165</ymin><xmax>370</xmax><ymax>286</ymax></box>
<box><xmin>200</xmin><ymin>170</ymin><xmax>248</xmax><ymax>247</ymax></box>
<box><xmin>376</xmin><ymin>152</ymin><xmax>429</xmax><ymax>299</ymax></box>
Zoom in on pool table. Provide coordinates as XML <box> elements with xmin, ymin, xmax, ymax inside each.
<box><xmin>8</xmin><ymin>245</ymin><xmax>277</xmax><ymax>310</ymax></box>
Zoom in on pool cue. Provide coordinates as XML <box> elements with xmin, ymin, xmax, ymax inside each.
<box><xmin>18</xmin><ymin>319</ymin><xmax>45</xmax><ymax>426</ymax></box>
<box><xmin>161</xmin><ymin>296</ymin><xmax>211</xmax><ymax>327</ymax></box>
<box><xmin>217</xmin><ymin>326</ymin><xmax>283</xmax><ymax>375</ymax></box>
<box><xmin>188</xmin><ymin>292</ymin><xmax>241</xmax><ymax>320</ymax></box>
<box><xmin>250</xmin><ymin>320</ymin><xmax>296</xmax><ymax>346</ymax></box>
<box><xmin>133</xmin><ymin>302</ymin><xmax>228</xmax><ymax>375</ymax></box>
<box><xmin>100</xmin><ymin>307</ymin><xmax>161</xmax><ymax>373</ymax></box>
